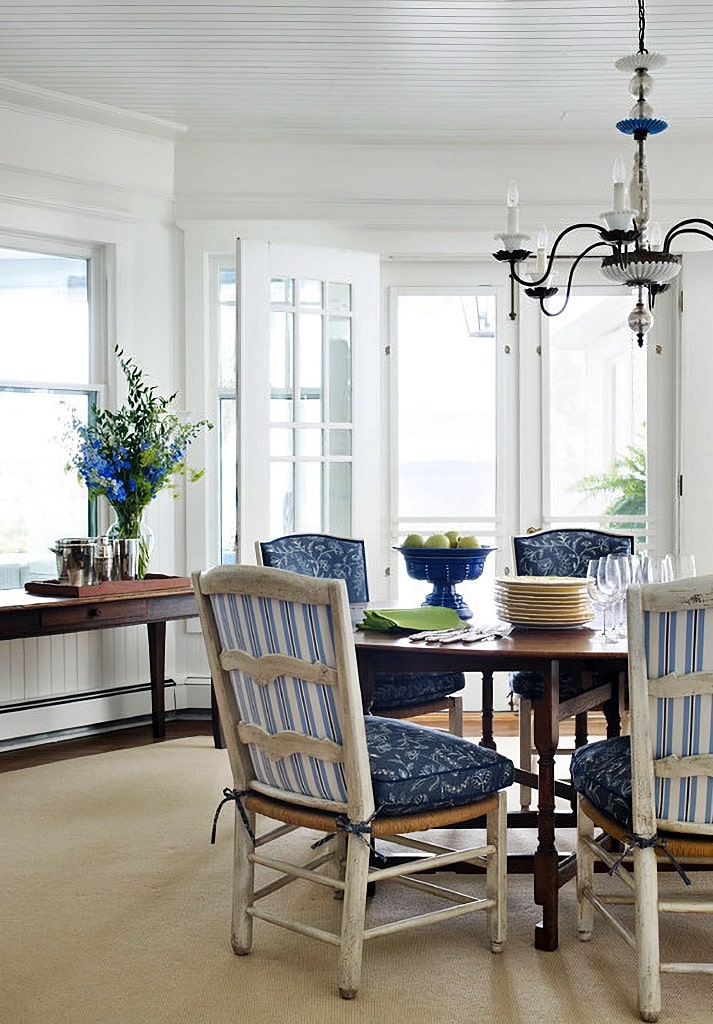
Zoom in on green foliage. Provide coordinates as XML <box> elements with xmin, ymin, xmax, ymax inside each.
<box><xmin>575</xmin><ymin>443</ymin><xmax>646</xmax><ymax>532</ymax></box>
<box><xmin>65</xmin><ymin>346</ymin><xmax>213</xmax><ymax>536</ymax></box>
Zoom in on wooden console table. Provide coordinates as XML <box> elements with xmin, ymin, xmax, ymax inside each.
<box><xmin>0</xmin><ymin>581</ymin><xmax>198</xmax><ymax>739</ymax></box>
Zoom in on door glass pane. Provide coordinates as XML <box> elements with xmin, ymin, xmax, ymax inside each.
<box><xmin>297</xmin><ymin>312</ymin><xmax>322</xmax><ymax>422</ymax></box>
<box><xmin>220</xmin><ymin>397</ymin><xmax>236</xmax><ymax>562</ymax></box>
<box><xmin>295</xmin><ymin>462</ymin><xmax>322</xmax><ymax>531</ymax></box>
<box><xmin>397</xmin><ymin>293</ymin><xmax>497</xmax><ymax>521</ymax></box>
<box><xmin>218</xmin><ymin>268</ymin><xmax>236</xmax><ymax>388</ymax></box>
<box><xmin>327</xmin><ymin>462</ymin><xmax>351</xmax><ymax>536</ymax></box>
<box><xmin>328</xmin><ymin>281</ymin><xmax>351</xmax><ymax>313</ymax></box>
<box><xmin>328</xmin><ymin>317</ymin><xmax>351</xmax><ymax>422</ymax></box>
<box><xmin>546</xmin><ymin>294</ymin><xmax>647</xmax><ymax>537</ymax></box>
<box><xmin>270</xmin><ymin>311</ymin><xmax>294</xmax><ymax>420</ymax></box>
<box><xmin>298</xmin><ymin>279</ymin><xmax>322</xmax><ymax>306</ymax></box>
<box><xmin>270</xmin><ymin>462</ymin><xmax>294</xmax><ymax>537</ymax></box>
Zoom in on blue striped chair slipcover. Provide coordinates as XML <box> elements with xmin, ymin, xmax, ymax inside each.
<box><xmin>193</xmin><ymin>564</ymin><xmax>514</xmax><ymax>999</ymax></box>
<box><xmin>257</xmin><ymin>533</ymin><xmax>466</xmax><ymax>732</ymax></box>
<box><xmin>571</xmin><ymin>576</ymin><xmax>713</xmax><ymax>1023</ymax></box>
<box><xmin>208</xmin><ymin>588</ymin><xmax>511</xmax><ymax>813</ymax></box>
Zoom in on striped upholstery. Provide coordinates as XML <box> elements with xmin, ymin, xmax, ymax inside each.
<box><xmin>572</xmin><ymin>602</ymin><xmax>713</xmax><ymax>833</ymax></box>
<box><xmin>646</xmin><ymin>606</ymin><xmax>713</xmax><ymax>830</ymax></box>
<box><xmin>210</xmin><ymin>591</ymin><xmax>349</xmax><ymax>805</ymax></box>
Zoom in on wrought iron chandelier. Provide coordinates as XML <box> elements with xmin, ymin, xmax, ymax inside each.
<box><xmin>493</xmin><ymin>0</ymin><xmax>713</xmax><ymax>346</ymax></box>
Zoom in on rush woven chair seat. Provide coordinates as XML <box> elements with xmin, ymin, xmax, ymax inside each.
<box><xmin>571</xmin><ymin>574</ymin><xmax>713</xmax><ymax>1023</ymax></box>
<box><xmin>193</xmin><ymin>564</ymin><xmax>514</xmax><ymax>999</ymax></box>
<box><xmin>509</xmin><ymin>527</ymin><xmax>634</xmax><ymax>808</ymax></box>
<box><xmin>257</xmin><ymin>533</ymin><xmax>466</xmax><ymax>734</ymax></box>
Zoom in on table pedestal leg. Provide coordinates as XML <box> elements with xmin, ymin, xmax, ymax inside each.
<box><xmin>147</xmin><ymin>621</ymin><xmax>166</xmax><ymax>739</ymax></box>
<box><xmin>533</xmin><ymin>658</ymin><xmax>560</xmax><ymax>951</ymax></box>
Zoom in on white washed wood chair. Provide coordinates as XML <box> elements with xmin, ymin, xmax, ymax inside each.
<box><xmin>193</xmin><ymin>564</ymin><xmax>514</xmax><ymax>999</ymax></box>
<box><xmin>571</xmin><ymin>574</ymin><xmax>713</xmax><ymax>1022</ymax></box>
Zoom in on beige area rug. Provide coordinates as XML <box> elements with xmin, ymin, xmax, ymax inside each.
<box><xmin>2</xmin><ymin>737</ymin><xmax>711</xmax><ymax>1024</ymax></box>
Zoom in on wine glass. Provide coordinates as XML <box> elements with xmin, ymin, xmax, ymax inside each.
<box><xmin>641</xmin><ymin>554</ymin><xmax>673</xmax><ymax>583</ymax></box>
<box><xmin>669</xmin><ymin>553</ymin><xmax>697</xmax><ymax>579</ymax></box>
<box><xmin>586</xmin><ymin>557</ymin><xmax>623</xmax><ymax>642</ymax></box>
<box><xmin>608</xmin><ymin>553</ymin><xmax>635</xmax><ymax>637</ymax></box>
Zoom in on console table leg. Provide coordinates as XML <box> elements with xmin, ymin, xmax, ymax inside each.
<box><xmin>147</xmin><ymin>621</ymin><xmax>166</xmax><ymax>739</ymax></box>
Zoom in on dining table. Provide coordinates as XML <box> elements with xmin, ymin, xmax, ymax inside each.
<box><xmin>353</xmin><ymin>623</ymin><xmax>628</xmax><ymax>952</ymax></box>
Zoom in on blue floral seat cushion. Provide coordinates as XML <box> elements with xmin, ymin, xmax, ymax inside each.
<box><xmin>509</xmin><ymin>669</ymin><xmax>582</xmax><ymax>702</ymax></box>
<box><xmin>570</xmin><ymin>735</ymin><xmax>632</xmax><ymax>829</ymax></box>
<box><xmin>371</xmin><ymin>671</ymin><xmax>466</xmax><ymax>712</ymax></box>
<box><xmin>365</xmin><ymin>716</ymin><xmax>514</xmax><ymax>816</ymax></box>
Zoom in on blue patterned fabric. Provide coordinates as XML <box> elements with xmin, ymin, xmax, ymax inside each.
<box><xmin>570</xmin><ymin>736</ymin><xmax>633</xmax><ymax>828</ymax></box>
<box><xmin>510</xmin><ymin>670</ymin><xmax>582</xmax><ymax>701</ymax></box>
<box><xmin>259</xmin><ymin>534</ymin><xmax>369</xmax><ymax>603</ymax></box>
<box><xmin>365</xmin><ymin>716</ymin><xmax>514</xmax><ymax>816</ymax></box>
<box><xmin>512</xmin><ymin>529</ymin><xmax>634</xmax><ymax>579</ymax></box>
<box><xmin>371</xmin><ymin>671</ymin><xmax>466</xmax><ymax>711</ymax></box>
<box><xmin>259</xmin><ymin>533</ymin><xmax>466</xmax><ymax>712</ymax></box>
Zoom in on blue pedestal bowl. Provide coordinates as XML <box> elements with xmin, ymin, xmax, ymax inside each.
<box><xmin>394</xmin><ymin>546</ymin><xmax>497</xmax><ymax>620</ymax></box>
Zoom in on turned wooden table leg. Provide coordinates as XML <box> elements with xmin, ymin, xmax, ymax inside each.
<box><xmin>479</xmin><ymin>669</ymin><xmax>497</xmax><ymax>749</ymax></box>
<box><xmin>147</xmin><ymin>620</ymin><xmax>166</xmax><ymax>739</ymax></box>
<box><xmin>533</xmin><ymin>657</ymin><xmax>560</xmax><ymax>951</ymax></box>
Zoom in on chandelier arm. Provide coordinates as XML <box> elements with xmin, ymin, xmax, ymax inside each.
<box><xmin>538</xmin><ymin>241</ymin><xmax>611</xmax><ymax>318</ymax></box>
<box><xmin>510</xmin><ymin>222</ymin><xmax>607</xmax><ymax>286</ymax></box>
<box><xmin>663</xmin><ymin>219</ymin><xmax>713</xmax><ymax>251</ymax></box>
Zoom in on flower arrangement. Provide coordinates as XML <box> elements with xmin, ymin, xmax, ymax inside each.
<box><xmin>65</xmin><ymin>347</ymin><xmax>212</xmax><ymax>576</ymax></box>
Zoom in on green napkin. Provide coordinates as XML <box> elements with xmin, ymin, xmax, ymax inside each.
<box><xmin>356</xmin><ymin>606</ymin><xmax>463</xmax><ymax>632</ymax></box>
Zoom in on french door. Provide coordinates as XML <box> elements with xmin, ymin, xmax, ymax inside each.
<box><xmin>234</xmin><ymin>240</ymin><xmax>380</xmax><ymax>567</ymax></box>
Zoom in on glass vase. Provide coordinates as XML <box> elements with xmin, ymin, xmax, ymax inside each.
<box><xmin>107</xmin><ymin>508</ymin><xmax>154</xmax><ymax>579</ymax></box>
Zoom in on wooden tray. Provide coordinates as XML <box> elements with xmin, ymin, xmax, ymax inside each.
<box><xmin>24</xmin><ymin>574</ymin><xmax>192</xmax><ymax>598</ymax></box>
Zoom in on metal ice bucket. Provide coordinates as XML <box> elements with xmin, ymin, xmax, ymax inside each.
<box><xmin>51</xmin><ymin>538</ymin><xmax>97</xmax><ymax>586</ymax></box>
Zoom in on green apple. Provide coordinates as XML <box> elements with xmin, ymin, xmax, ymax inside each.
<box><xmin>445</xmin><ymin>530</ymin><xmax>460</xmax><ymax>548</ymax></box>
<box><xmin>402</xmin><ymin>533</ymin><xmax>425</xmax><ymax>548</ymax></box>
<box><xmin>424</xmin><ymin>533</ymin><xmax>450</xmax><ymax>548</ymax></box>
<box><xmin>457</xmin><ymin>535</ymin><xmax>481</xmax><ymax>548</ymax></box>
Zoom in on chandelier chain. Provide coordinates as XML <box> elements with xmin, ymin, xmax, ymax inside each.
<box><xmin>638</xmin><ymin>0</ymin><xmax>648</xmax><ymax>55</ymax></box>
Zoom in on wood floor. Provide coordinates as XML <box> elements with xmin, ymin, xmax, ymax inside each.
<box><xmin>0</xmin><ymin>710</ymin><xmax>603</xmax><ymax>773</ymax></box>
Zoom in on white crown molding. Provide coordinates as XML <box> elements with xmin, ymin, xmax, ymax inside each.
<box><xmin>0</xmin><ymin>75</ymin><xmax>188</xmax><ymax>141</ymax></box>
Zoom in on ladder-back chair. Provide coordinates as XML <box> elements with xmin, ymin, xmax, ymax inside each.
<box><xmin>571</xmin><ymin>574</ymin><xmax>713</xmax><ymax>1022</ymax></box>
<box><xmin>193</xmin><ymin>564</ymin><xmax>514</xmax><ymax>999</ymax></box>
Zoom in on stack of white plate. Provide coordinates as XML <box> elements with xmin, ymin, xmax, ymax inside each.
<box><xmin>494</xmin><ymin>576</ymin><xmax>595</xmax><ymax>628</ymax></box>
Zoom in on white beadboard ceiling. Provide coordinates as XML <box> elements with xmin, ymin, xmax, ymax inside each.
<box><xmin>0</xmin><ymin>1</ymin><xmax>710</xmax><ymax>143</ymax></box>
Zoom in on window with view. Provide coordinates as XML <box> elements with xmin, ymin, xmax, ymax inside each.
<box><xmin>0</xmin><ymin>245</ymin><xmax>97</xmax><ymax>589</ymax></box>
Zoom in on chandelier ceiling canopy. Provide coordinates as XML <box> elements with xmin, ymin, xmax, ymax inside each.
<box><xmin>493</xmin><ymin>0</ymin><xmax>713</xmax><ymax>346</ymax></box>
